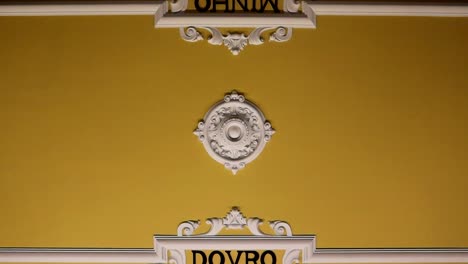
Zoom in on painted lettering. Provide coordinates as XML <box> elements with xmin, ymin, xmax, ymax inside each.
<box><xmin>194</xmin><ymin>0</ymin><xmax>279</xmax><ymax>13</ymax></box>
<box><xmin>245</xmin><ymin>251</ymin><xmax>260</xmax><ymax>264</ymax></box>
<box><xmin>193</xmin><ymin>250</ymin><xmax>208</xmax><ymax>264</ymax></box>
<box><xmin>209</xmin><ymin>251</ymin><xmax>225</xmax><ymax>264</ymax></box>
<box><xmin>192</xmin><ymin>250</ymin><xmax>277</xmax><ymax>264</ymax></box>
<box><xmin>225</xmin><ymin>251</ymin><xmax>242</xmax><ymax>264</ymax></box>
<box><xmin>194</xmin><ymin>0</ymin><xmax>211</xmax><ymax>11</ymax></box>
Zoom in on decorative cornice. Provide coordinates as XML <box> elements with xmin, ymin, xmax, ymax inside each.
<box><xmin>0</xmin><ymin>1</ymin><xmax>168</xmax><ymax>16</ymax></box>
<box><xmin>2</xmin><ymin>1</ymin><xmax>467</xmax><ymax>54</ymax></box>
<box><xmin>304</xmin><ymin>1</ymin><xmax>468</xmax><ymax>17</ymax></box>
<box><xmin>0</xmin><ymin>208</ymin><xmax>468</xmax><ymax>263</ymax></box>
<box><xmin>2</xmin><ymin>247</ymin><xmax>468</xmax><ymax>263</ymax></box>
<box><xmin>1</xmin><ymin>2</ymin><xmax>467</xmax><ymax>17</ymax></box>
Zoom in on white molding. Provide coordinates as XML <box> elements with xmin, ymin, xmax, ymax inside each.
<box><xmin>304</xmin><ymin>1</ymin><xmax>468</xmax><ymax>17</ymax></box>
<box><xmin>1</xmin><ymin>1</ymin><xmax>467</xmax><ymax>18</ymax></box>
<box><xmin>1</xmin><ymin>206</ymin><xmax>468</xmax><ymax>264</ymax></box>
<box><xmin>0</xmin><ymin>1</ymin><xmax>167</xmax><ymax>16</ymax></box>
<box><xmin>312</xmin><ymin>248</ymin><xmax>468</xmax><ymax>263</ymax></box>
<box><xmin>0</xmin><ymin>248</ymin><xmax>160</xmax><ymax>263</ymax></box>
<box><xmin>154</xmin><ymin>236</ymin><xmax>317</xmax><ymax>263</ymax></box>
<box><xmin>2</xmin><ymin>1</ymin><xmax>467</xmax><ymax>18</ymax></box>
<box><xmin>155</xmin><ymin>14</ymin><xmax>315</xmax><ymax>28</ymax></box>
<box><xmin>154</xmin><ymin>237</ymin><xmax>316</xmax><ymax>254</ymax></box>
<box><xmin>2</xmin><ymin>247</ymin><xmax>468</xmax><ymax>263</ymax></box>
<box><xmin>194</xmin><ymin>91</ymin><xmax>275</xmax><ymax>172</ymax></box>
<box><xmin>2</xmin><ymin>1</ymin><xmax>467</xmax><ymax>55</ymax></box>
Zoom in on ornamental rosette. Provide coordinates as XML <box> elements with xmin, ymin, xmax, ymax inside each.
<box><xmin>194</xmin><ymin>91</ymin><xmax>275</xmax><ymax>174</ymax></box>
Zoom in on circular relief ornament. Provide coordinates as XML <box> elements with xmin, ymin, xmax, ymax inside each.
<box><xmin>194</xmin><ymin>91</ymin><xmax>275</xmax><ymax>174</ymax></box>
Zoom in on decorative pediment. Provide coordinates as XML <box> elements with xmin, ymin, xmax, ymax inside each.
<box><xmin>176</xmin><ymin>207</ymin><xmax>292</xmax><ymax>236</ymax></box>
<box><xmin>154</xmin><ymin>207</ymin><xmax>316</xmax><ymax>264</ymax></box>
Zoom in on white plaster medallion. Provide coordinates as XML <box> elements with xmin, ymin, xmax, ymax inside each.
<box><xmin>194</xmin><ymin>91</ymin><xmax>274</xmax><ymax>174</ymax></box>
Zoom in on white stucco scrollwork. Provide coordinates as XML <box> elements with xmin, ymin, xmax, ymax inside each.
<box><xmin>283</xmin><ymin>249</ymin><xmax>301</xmax><ymax>264</ymax></box>
<box><xmin>270</xmin><ymin>220</ymin><xmax>293</xmax><ymax>236</ymax></box>
<box><xmin>177</xmin><ymin>221</ymin><xmax>200</xmax><ymax>236</ymax></box>
<box><xmin>194</xmin><ymin>91</ymin><xmax>274</xmax><ymax>174</ymax></box>
<box><xmin>204</xmin><ymin>218</ymin><xmax>225</xmax><ymax>235</ymax></box>
<box><xmin>179</xmin><ymin>27</ymin><xmax>295</xmax><ymax>55</ymax></box>
<box><xmin>283</xmin><ymin>0</ymin><xmax>301</xmax><ymax>13</ymax></box>
<box><xmin>179</xmin><ymin>27</ymin><xmax>203</xmax><ymax>42</ymax></box>
<box><xmin>168</xmin><ymin>249</ymin><xmax>185</xmax><ymax>264</ymax></box>
<box><xmin>204</xmin><ymin>27</ymin><xmax>224</xmax><ymax>45</ymax></box>
<box><xmin>270</xmin><ymin>27</ymin><xmax>293</xmax><ymax>42</ymax></box>
<box><xmin>248</xmin><ymin>27</ymin><xmax>271</xmax><ymax>45</ymax></box>
<box><xmin>175</xmin><ymin>207</ymin><xmax>293</xmax><ymax>237</ymax></box>
<box><xmin>170</xmin><ymin>0</ymin><xmax>188</xmax><ymax>12</ymax></box>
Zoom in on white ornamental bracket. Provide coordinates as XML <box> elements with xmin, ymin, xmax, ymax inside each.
<box><xmin>153</xmin><ymin>0</ymin><xmax>315</xmax><ymax>55</ymax></box>
<box><xmin>153</xmin><ymin>207</ymin><xmax>316</xmax><ymax>264</ymax></box>
<box><xmin>194</xmin><ymin>91</ymin><xmax>275</xmax><ymax>174</ymax></box>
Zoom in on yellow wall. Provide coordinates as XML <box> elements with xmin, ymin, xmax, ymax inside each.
<box><xmin>1</xmin><ymin>14</ymin><xmax>468</xmax><ymax>252</ymax></box>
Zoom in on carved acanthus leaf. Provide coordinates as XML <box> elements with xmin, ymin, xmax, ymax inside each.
<box><xmin>248</xmin><ymin>27</ymin><xmax>271</xmax><ymax>45</ymax></box>
<box><xmin>204</xmin><ymin>27</ymin><xmax>224</xmax><ymax>45</ymax></box>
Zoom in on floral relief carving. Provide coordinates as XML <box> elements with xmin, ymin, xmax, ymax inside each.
<box><xmin>194</xmin><ymin>91</ymin><xmax>274</xmax><ymax>174</ymax></box>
